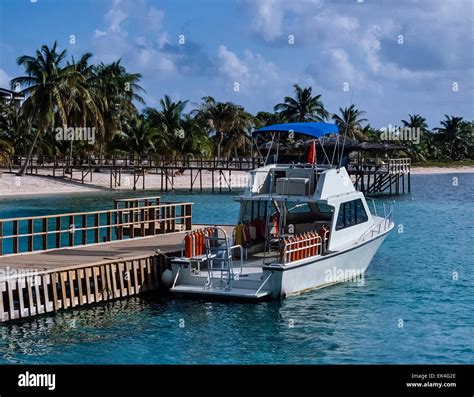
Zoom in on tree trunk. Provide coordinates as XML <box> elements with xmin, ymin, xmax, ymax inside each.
<box><xmin>17</xmin><ymin>127</ymin><xmax>42</xmax><ymax>176</ymax></box>
<box><xmin>217</xmin><ymin>132</ymin><xmax>224</xmax><ymax>158</ymax></box>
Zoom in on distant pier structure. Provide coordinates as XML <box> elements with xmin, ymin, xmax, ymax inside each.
<box><xmin>9</xmin><ymin>145</ymin><xmax>411</xmax><ymax>195</ymax></box>
<box><xmin>10</xmin><ymin>155</ymin><xmax>262</xmax><ymax>192</ymax></box>
<box><xmin>313</xmin><ymin>137</ymin><xmax>411</xmax><ymax>195</ymax></box>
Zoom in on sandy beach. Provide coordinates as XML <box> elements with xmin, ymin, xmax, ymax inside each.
<box><xmin>410</xmin><ymin>166</ymin><xmax>474</xmax><ymax>174</ymax></box>
<box><xmin>0</xmin><ymin>166</ymin><xmax>473</xmax><ymax>198</ymax></box>
<box><xmin>0</xmin><ymin>169</ymin><xmax>250</xmax><ymax>197</ymax></box>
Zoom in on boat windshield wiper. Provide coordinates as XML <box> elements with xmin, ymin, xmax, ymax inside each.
<box><xmin>287</xmin><ymin>203</ymin><xmax>307</xmax><ymax>212</ymax></box>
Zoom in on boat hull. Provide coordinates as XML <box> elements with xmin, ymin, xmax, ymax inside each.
<box><xmin>265</xmin><ymin>230</ymin><xmax>390</xmax><ymax>299</ymax></box>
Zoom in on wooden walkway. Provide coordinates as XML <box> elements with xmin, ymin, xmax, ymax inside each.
<box><xmin>10</xmin><ymin>155</ymin><xmax>262</xmax><ymax>192</ymax></box>
<box><xmin>0</xmin><ymin>223</ymin><xmax>233</xmax><ymax>323</ymax></box>
<box><xmin>0</xmin><ymin>224</ymin><xmax>233</xmax><ymax>277</ymax></box>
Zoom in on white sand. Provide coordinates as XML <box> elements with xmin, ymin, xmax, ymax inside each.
<box><xmin>0</xmin><ymin>166</ymin><xmax>472</xmax><ymax>198</ymax></box>
<box><xmin>0</xmin><ymin>172</ymin><xmax>99</xmax><ymax>197</ymax></box>
<box><xmin>0</xmin><ymin>169</ymin><xmax>250</xmax><ymax>197</ymax></box>
<box><xmin>410</xmin><ymin>166</ymin><xmax>474</xmax><ymax>174</ymax></box>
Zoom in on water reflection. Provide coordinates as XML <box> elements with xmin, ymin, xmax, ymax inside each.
<box><xmin>0</xmin><ymin>297</ymin><xmax>155</xmax><ymax>363</ymax></box>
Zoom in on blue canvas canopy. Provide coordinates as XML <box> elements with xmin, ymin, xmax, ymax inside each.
<box><xmin>252</xmin><ymin>122</ymin><xmax>339</xmax><ymax>139</ymax></box>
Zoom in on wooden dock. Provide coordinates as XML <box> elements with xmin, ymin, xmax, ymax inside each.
<box><xmin>348</xmin><ymin>158</ymin><xmax>411</xmax><ymax>195</ymax></box>
<box><xmin>10</xmin><ymin>155</ymin><xmax>262</xmax><ymax>192</ymax></box>
<box><xmin>0</xmin><ymin>224</ymin><xmax>233</xmax><ymax>323</ymax></box>
<box><xmin>8</xmin><ymin>154</ymin><xmax>411</xmax><ymax>195</ymax></box>
<box><xmin>0</xmin><ymin>195</ymin><xmax>233</xmax><ymax>323</ymax></box>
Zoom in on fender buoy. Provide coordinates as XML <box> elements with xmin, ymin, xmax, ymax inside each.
<box><xmin>161</xmin><ymin>269</ymin><xmax>174</xmax><ymax>288</ymax></box>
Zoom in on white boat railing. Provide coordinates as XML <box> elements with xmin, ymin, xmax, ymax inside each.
<box><xmin>359</xmin><ymin>201</ymin><xmax>394</xmax><ymax>242</ymax></box>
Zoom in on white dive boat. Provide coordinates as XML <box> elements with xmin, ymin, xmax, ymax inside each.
<box><xmin>168</xmin><ymin>122</ymin><xmax>394</xmax><ymax>300</ymax></box>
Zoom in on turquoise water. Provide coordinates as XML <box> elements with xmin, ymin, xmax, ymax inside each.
<box><xmin>0</xmin><ymin>174</ymin><xmax>473</xmax><ymax>364</ymax></box>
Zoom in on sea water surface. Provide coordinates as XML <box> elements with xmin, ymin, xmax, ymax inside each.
<box><xmin>0</xmin><ymin>173</ymin><xmax>473</xmax><ymax>364</ymax></box>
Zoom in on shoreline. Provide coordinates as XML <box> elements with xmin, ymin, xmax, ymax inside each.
<box><xmin>0</xmin><ymin>166</ymin><xmax>473</xmax><ymax>198</ymax></box>
<box><xmin>410</xmin><ymin>166</ymin><xmax>474</xmax><ymax>174</ymax></box>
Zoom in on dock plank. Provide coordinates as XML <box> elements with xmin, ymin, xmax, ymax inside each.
<box><xmin>0</xmin><ymin>225</ymin><xmax>234</xmax><ymax>279</ymax></box>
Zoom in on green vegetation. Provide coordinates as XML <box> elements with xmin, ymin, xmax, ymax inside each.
<box><xmin>0</xmin><ymin>42</ymin><xmax>473</xmax><ymax>171</ymax></box>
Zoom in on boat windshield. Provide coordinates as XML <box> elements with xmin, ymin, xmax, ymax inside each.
<box><xmin>240</xmin><ymin>200</ymin><xmax>278</xmax><ymax>223</ymax></box>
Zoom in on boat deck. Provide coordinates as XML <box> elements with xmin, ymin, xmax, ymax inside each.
<box><xmin>0</xmin><ymin>224</ymin><xmax>234</xmax><ymax>280</ymax></box>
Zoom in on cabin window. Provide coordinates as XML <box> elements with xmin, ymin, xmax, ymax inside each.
<box><xmin>336</xmin><ymin>199</ymin><xmax>368</xmax><ymax>230</ymax></box>
<box><xmin>356</xmin><ymin>199</ymin><xmax>369</xmax><ymax>224</ymax></box>
<box><xmin>317</xmin><ymin>203</ymin><xmax>333</xmax><ymax>213</ymax></box>
<box><xmin>241</xmin><ymin>200</ymin><xmax>278</xmax><ymax>223</ymax></box>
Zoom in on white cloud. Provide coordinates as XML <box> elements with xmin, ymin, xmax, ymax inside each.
<box><xmin>241</xmin><ymin>0</ymin><xmax>473</xmax><ymax>92</ymax></box>
<box><xmin>94</xmin><ymin>29</ymin><xmax>107</xmax><ymax>38</ymax></box>
<box><xmin>93</xmin><ymin>1</ymin><xmax>176</xmax><ymax>74</ymax></box>
<box><xmin>248</xmin><ymin>0</ymin><xmax>285</xmax><ymax>42</ymax></box>
<box><xmin>147</xmin><ymin>7</ymin><xmax>164</xmax><ymax>31</ymax></box>
<box><xmin>216</xmin><ymin>45</ymin><xmax>284</xmax><ymax>98</ymax></box>
<box><xmin>217</xmin><ymin>45</ymin><xmax>249</xmax><ymax>80</ymax></box>
<box><xmin>105</xmin><ymin>0</ymin><xmax>129</xmax><ymax>33</ymax></box>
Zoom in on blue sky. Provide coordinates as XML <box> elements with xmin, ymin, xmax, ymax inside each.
<box><xmin>0</xmin><ymin>0</ymin><xmax>473</xmax><ymax>129</ymax></box>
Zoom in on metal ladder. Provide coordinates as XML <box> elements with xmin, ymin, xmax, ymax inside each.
<box><xmin>204</xmin><ymin>227</ymin><xmax>242</xmax><ymax>291</ymax></box>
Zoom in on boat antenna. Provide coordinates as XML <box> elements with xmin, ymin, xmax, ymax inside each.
<box><xmin>253</xmin><ymin>136</ymin><xmax>264</xmax><ymax>161</ymax></box>
<box><xmin>264</xmin><ymin>132</ymin><xmax>276</xmax><ymax>165</ymax></box>
<box><xmin>275</xmin><ymin>132</ymin><xmax>281</xmax><ymax>164</ymax></box>
<box><xmin>337</xmin><ymin>90</ymin><xmax>354</xmax><ymax>171</ymax></box>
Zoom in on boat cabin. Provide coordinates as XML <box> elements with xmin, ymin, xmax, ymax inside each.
<box><xmin>235</xmin><ymin>164</ymin><xmax>374</xmax><ymax>264</ymax></box>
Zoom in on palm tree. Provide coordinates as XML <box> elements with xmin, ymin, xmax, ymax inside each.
<box><xmin>274</xmin><ymin>84</ymin><xmax>328</xmax><ymax>122</ymax></box>
<box><xmin>11</xmin><ymin>42</ymin><xmax>71</xmax><ymax>175</ymax></box>
<box><xmin>193</xmin><ymin>97</ymin><xmax>253</xmax><ymax>158</ymax></box>
<box><xmin>435</xmin><ymin>115</ymin><xmax>473</xmax><ymax>160</ymax></box>
<box><xmin>63</xmin><ymin>53</ymin><xmax>104</xmax><ymax>161</ymax></box>
<box><xmin>0</xmin><ymin>102</ymin><xmax>31</xmax><ymax>155</ymax></box>
<box><xmin>143</xmin><ymin>96</ymin><xmax>188</xmax><ymax>155</ymax></box>
<box><xmin>359</xmin><ymin>124</ymin><xmax>380</xmax><ymax>142</ymax></box>
<box><xmin>180</xmin><ymin>115</ymin><xmax>214</xmax><ymax>156</ymax></box>
<box><xmin>331</xmin><ymin>105</ymin><xmax>368</xmax><ymax>140</ymax></box>
<box><xmin>0</xmin><ymin>138</ymin><xmax>14</xmax><ymax>167</ymax></box>
<box><xmin>255</xmin><ymin>111</ymin><xmax>281</xmax><ymax>128</ymax></box>
<box><xmin>223</xmin><ymin>112</ymin><xmax>254</xmax><ymax>157</ymax></box>
<box><xmin>93</xmin><ymin>60</ymin><xmax>145</xmax><ymax>156</ymax></box>
<box><xmin>118</xmin><ymin>116</ymin><xmax>163</xmax><ymax>158</ymax></box>
<box><xmin>402</xmin><ymin>114</ymin><xmax>428</xmax><ymax>131</ymax></box>
<box><xmin>401</xmin><ymin>114</ymin><xmax>429</xmax><ymax>161</ymax></box>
